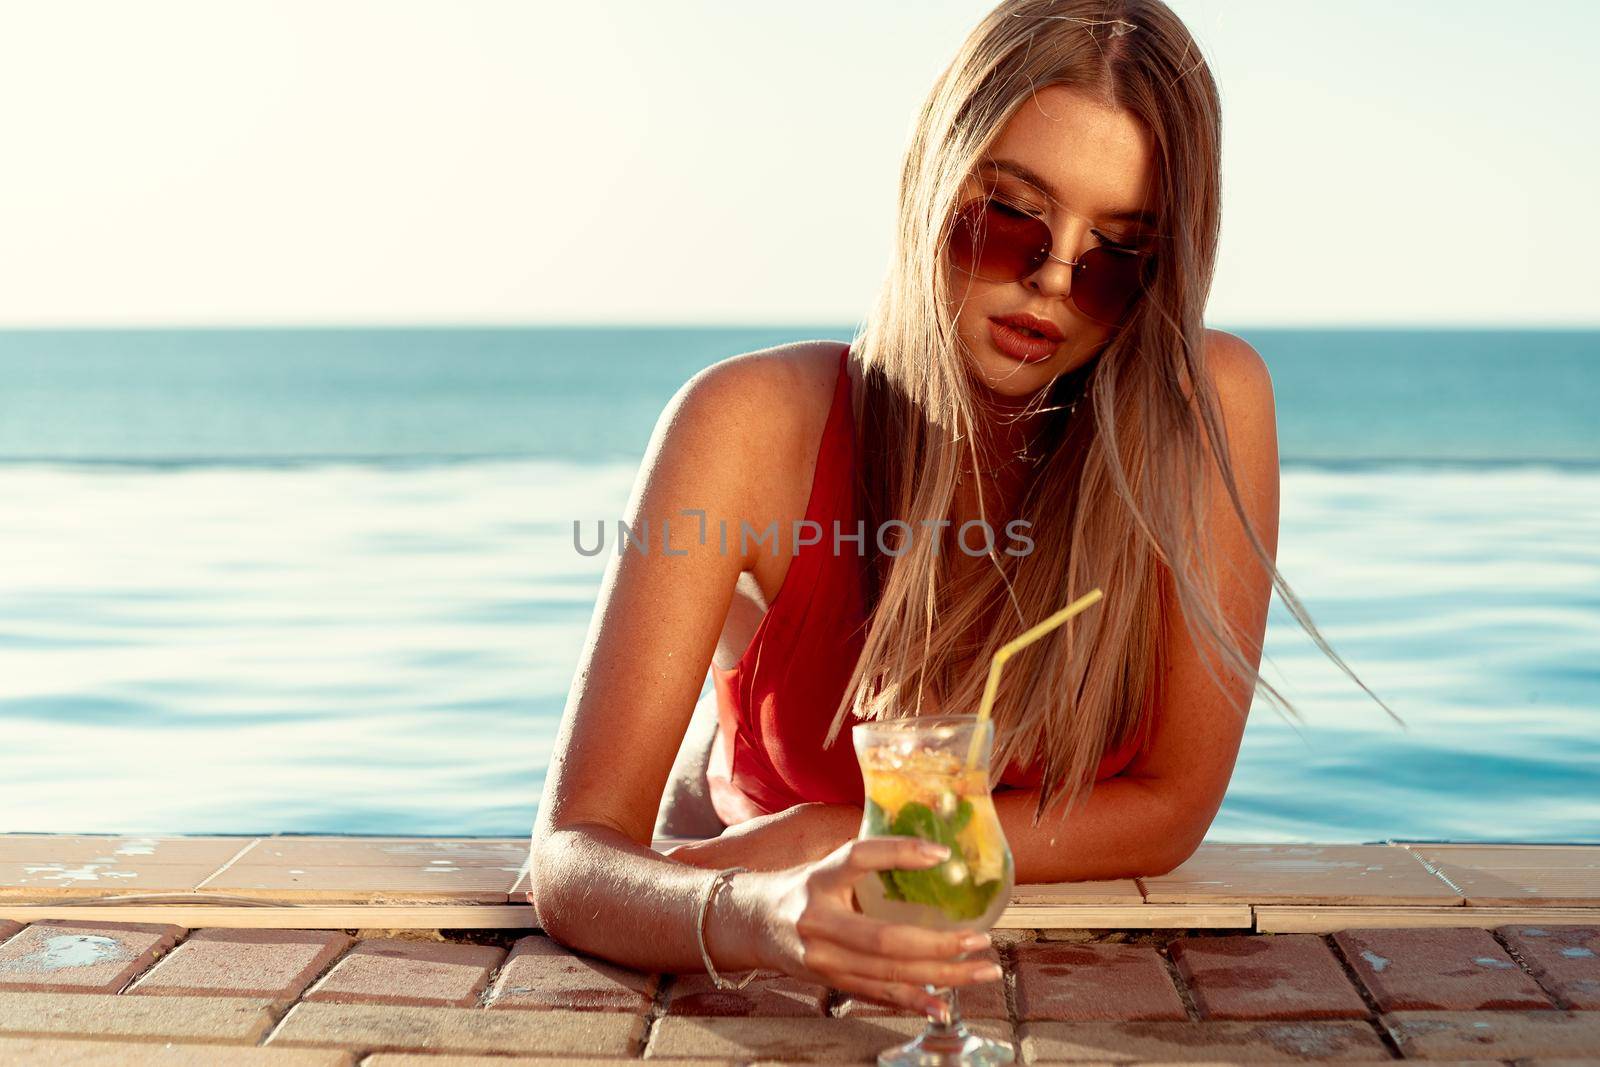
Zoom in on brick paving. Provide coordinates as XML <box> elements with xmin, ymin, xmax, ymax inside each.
<box><xmin>484</xmin><ymin>933</ymin><xmax>657</xmax><ymax>1012</ymax></box>
<box><xmin>0</xmin><ymin>1039</ymin><xmax>354</xmax><ymax>1065</ymax></box>
<box><xmin>1020</xmin><ymin>1017</ymin><xmax>1393</xmax><ymax>1061</ymax></box>
<box><xmin>1380</xmin><ymin>1009</ymin><xmax>1600</xmax><ymax>1059</ymax></box>
<box><xmin>1332</xmin><ymin>926</ymin><xmax>1555</xmax><ymax>1012</ymax></box>
<box><xmin>266</xmin><ymin>1001</ymin><xmax>642</xmax><ymax>1057</ymax></box>
<box><xmin>1171</xmin><ymin>932</ymin><xmax>1369</xmax><ymax>1020</ymax></box>
<box><xmin>1498</xmin><ymin>923</ymin><xmax>1600</xmax><ymax>1009</ymax></box>
<box><xmin>300</xmin><ymin>937</ymin><xmax>504</xmax><ymax>1007</ymax></box>
<box><xmin>0</xmin><ymin>916</ymin><xmax>1595</xmax><ymax>1061</ymax></box>
<box><xmin>0</xmin><ymin>919</ymin><xmax>185</xmax><ymax>994</ymax></box>
<box><xmin>1013</xmin><ymin>940</ymin><xmax>1188</xmax><ymax>1021</ymax></box>
<box><xmin>665</xmin><ymin>969</ymin><xmax>830</xmax><ymax>1017</ymax></box>
<box><xmin>0</xmin><ymin>990</ymin><xmax>279</xmax><ymax>1044</ymax></box>
<box><xmin>126</xmin><ymin>928</ymin><xmax>352</xmax><ymax>1001</ymax></box>
<box><xmin>646</xmin><ymin>1014</ymin><xmax>1014</xmax><ymax>1061</ymax></box>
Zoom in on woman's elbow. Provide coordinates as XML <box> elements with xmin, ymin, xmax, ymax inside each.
<box><xmin>1142</xmin><ymin>817</ymin><xmax>1206</xmax><ymax>878</ymax></box>
<box><xmin>525</xmin><ymin>829</ymin><xmax>581</xmax><ymax>943</ymax></box>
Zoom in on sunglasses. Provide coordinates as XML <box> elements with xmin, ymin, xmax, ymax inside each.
<box><xmin>946</xmin><ymin>194</ymin><xmax>1157</xmax><ymax>326</ymax></box>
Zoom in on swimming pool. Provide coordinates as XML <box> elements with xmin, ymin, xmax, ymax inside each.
<box><xmin>1</xmin><ymin>327</ymin><xmax>1594</xmax><ymax>841</ymax></box>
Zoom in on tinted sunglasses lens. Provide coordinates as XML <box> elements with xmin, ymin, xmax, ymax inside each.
<box><xmin>1073</xmin><ymin>246</ymin><xmax>1148</xmax><ymax>325</ymax></box>
<box><xmin>947</xmin><ymin>198</ymin><xmax>1049</xmax><ymax>282</ymax></box>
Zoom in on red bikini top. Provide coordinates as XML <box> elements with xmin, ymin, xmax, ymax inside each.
<box><xmin>706</xmin><ymin>342</ymin><xmax>1148</xmax><ymax>824</ymax></box>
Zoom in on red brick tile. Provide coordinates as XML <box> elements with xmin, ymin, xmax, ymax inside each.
<box><xmin>365</xmin><ymin>1059</ymin><xmax>710</xmax><ymax>1067</ymax></box>
<box><xmin>303</xmin><ymin>938</ymin><xmax>505</xmax><ymax>1008</ymax></box>
<box><xmin>0</xmin><ymin>920</ymin><xmax>185</xmax><ymax>994</ymax></box>
<box><xmin>484</xmin><ymin>934</ymin><xmax>656</xmax><ymax>1012</ymax></box>
<box><xmin>665</xmin><ymin>970</ymin><xmax>828</xmax><ymax>1016</ymax></box>
<box><xmin>1171</xmin><ymin>933</ymin><xmax>1368</xmax><ymax>1020</ymax></box>
<box><xmin>833</xmin><ymin>946</ymin><xmax>1007</xmax><ymax>1019</ymax></box>
<box><xmin>0</xmin><ymin>990</ymin><xmax>276</xmax><ymax>1043</ymax></box>
<box><xmin>1013</xmin><ymin>941</ymin><xmax>1186</xmax><ymax>1021</ymax></box>
<box><xmin>0</xmin><ymin>1036</ymin><xmax>354</xmax><ymax>1065</ymax></box>
<box><xmin>1020</xmin><ymin>1017</ymin><xmax>1391</xmax><ymax>1061</ymax></box>
<box><xmin>1382</xmin><ymin>1009</ymin><xmax>1600</xmax><ymax>1059</ymax></box>
<box><xmin>126</xmin><ymin>927</ymin><xmax>353</xmax><ymax>1001</ymax></box>
<box><xmin>365</xmin><ymin>1058</ymin><xmax>706</xmax><ymax>1067</ymax></box>
<box><xmin>267</xmin><ymin>1001</ymin><xmax>643</xmax><ymax>1057</ymax></box>
<box><xmin>647</xmin><ymin>1014</ymin><xmax>1011</xmax><ymax>1061</ymax></box>
<box><xmin>1333</xmin><ymin>926</ymin><xmax>1554</xmax><ymax>1011</ymax></box>
<box><xmin>1499</xmin><ymin>924</ymin><xmax>1600</xmax><ymax>1009</ymax></box>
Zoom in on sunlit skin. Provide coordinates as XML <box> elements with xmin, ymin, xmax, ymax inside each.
<box><xmin>532</xmin><ymin>82</ymin><xmax>1280</xmax><ymax>1018</ymax></box>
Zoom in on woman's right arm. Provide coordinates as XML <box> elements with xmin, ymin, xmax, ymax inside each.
<box><xmin>527</xmin><ymin>351</ymin><xmax>1000</xmax><ymax>1013</ymax></box>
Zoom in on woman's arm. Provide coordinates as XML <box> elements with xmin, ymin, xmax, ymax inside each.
<box><xmin>530</xmin><ymin>352</ymin><xmax>796</xmax><ymax>969</ymax></box>
<box><xmin>667</xmin><ymin>329</ymin><xmax>1281</xmax><ymax>882</ymax></box>
<box><xmin>530</xmin><ymin>348</ymin><xmax>1001</xmax><ymax>1011</ymax></box>
<box><xmin>1119</xmin><ymin>328</ymin><xmax>1279</xmax><ymax>866</ymax></box>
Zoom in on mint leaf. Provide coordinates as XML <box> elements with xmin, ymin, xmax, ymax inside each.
<box><xmin>864</xmin><ymin>797</ymin><xmax>892</xmax><ymax>837</ymax></box>
<box><xmin>890</xmin><ymin>800</ymin><xmax>957</xmax><ymax>850</ymax></box>
<box><xmin>884</xmin><ymin>800</ymin><xmax>998</xmax><ymax>921</ymax></box>
<box><xmin>862</xmin><ymin>798</ymin><xmax>1005</xmax><ymax>922</ymax></box>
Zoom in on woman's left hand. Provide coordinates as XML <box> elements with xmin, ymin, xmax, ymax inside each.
<box><xmin>661</xmin><ymin>802</ymin><xmax>861</xmax><ymax>872</ymax></box>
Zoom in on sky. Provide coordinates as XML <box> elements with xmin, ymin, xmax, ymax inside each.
<box><xmin>0</xmin><ymin>0</ymin><xmax>1594</xmax><ymax>328</ymax></box>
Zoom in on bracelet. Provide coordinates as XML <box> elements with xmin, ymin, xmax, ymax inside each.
<box><xmin>695</xmin><ymin>865</ymin><xmax>760</xmax><ymax>990</ymax></box>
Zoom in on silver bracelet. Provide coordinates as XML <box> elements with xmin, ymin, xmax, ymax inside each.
<box><xmin>695</xmin><ymin>865</ymin><xmax>760</xmax><ymax>990</ymax></box>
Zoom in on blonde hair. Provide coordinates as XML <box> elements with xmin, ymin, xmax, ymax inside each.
<box><xmin>827</xmin><ymin>0</ymin><xmax>1401</xmax><ymax>824</ymax></box>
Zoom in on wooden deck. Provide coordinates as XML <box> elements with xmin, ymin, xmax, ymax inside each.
<box><xmin>2</xmin><ymin>834</ymin><xmax>1596</xmax><ymax>933</ymax></box>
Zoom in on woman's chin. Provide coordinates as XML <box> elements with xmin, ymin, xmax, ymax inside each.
<box><xmin>970</xmin><ymin>347</ymin><xmax>1056</xmax><ymax>397</ymax></box>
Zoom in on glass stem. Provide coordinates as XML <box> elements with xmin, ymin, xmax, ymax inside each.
<box><xmin>925</xmin><ymin>983</ymin><xmax>964</xmax><ymax>1034</ymax></box>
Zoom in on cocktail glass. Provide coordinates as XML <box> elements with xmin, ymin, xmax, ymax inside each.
<box><xmin>852</xmin><ymin>714</ymin><xmax>1016</xmax><ymax>1066</ymax></box>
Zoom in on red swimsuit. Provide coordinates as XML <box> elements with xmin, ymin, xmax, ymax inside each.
<box><xmin>707</xmin><ymin>342</ymin><xmax>1147</xmax><ymax>825</ymax></box>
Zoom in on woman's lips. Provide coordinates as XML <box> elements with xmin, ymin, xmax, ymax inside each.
<box><xmin>988</xmin><ymin>318</ymin><xmax>1059</xmax><ymax>363</ymax></box>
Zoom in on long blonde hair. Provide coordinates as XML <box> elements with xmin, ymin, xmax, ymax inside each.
<box><xmin>827</xmin><ymin>0</ymin><xmax>1401</xmax><ymax>824</ymax></box>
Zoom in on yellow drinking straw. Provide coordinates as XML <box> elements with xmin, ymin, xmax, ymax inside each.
<box><xmin>966</xmin><ymin>588</ymin><xmax>1105</xmax><ymax>770</ymax></box>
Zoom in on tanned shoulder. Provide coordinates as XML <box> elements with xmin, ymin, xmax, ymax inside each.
<box><xmin>1202</xmin><ymin>327</ymin><xmax>1272</xmax><ymax>404</ymax></box>
<box><xmin>662</xmin><ymin>339</ymin><xmax>846</xmax><ymax>564</ymax></box>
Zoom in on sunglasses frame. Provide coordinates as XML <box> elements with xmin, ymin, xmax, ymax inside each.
<box><xmin>945</xmin><ymin>191</ymin><xmax>1161</xmax><ymax>326</ymax></box>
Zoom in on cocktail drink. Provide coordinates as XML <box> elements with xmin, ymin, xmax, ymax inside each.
<box><xmin>852</xmin><ymin>714</ymin><xmax>1015</xmax><ymax>1066</ymax></box>
<box><xmin>853</xmin><ymin>721</ymin><xmax>1013</xmax><ymax>929</ymax></box>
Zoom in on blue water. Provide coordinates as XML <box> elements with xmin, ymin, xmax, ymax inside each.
<box><xmin>1</xmin><ymin>326</ymin><xmax>1595</xmax><ymax>842</ymax></box>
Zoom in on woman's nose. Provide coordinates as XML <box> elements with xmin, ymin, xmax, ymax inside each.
<box><xmin>1026</xmin><ymin>221</ymin><xmax>1092</xmax><ymax>296</ymax></box>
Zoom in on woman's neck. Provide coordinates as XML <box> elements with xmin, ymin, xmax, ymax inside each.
<box><xmin>959</xmin><ymin>387</ymin><xmax>1050</xmax><ymax>482</ymax></box>
<box><xmin>968</xmin><ymin>359</ymin><xmax>1094</xmax><ymax>465</ymax></box>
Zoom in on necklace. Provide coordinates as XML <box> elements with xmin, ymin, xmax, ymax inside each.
<box><xmin>957</xmin><ymin>392</ymin><xmax>1084</xmax><ymax>483</ymax></box>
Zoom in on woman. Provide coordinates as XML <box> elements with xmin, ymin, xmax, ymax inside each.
<box><xmin>531</xmin><ymin>0</ymin><xmax>1394</xmax><ymax>1017</ymax></box>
